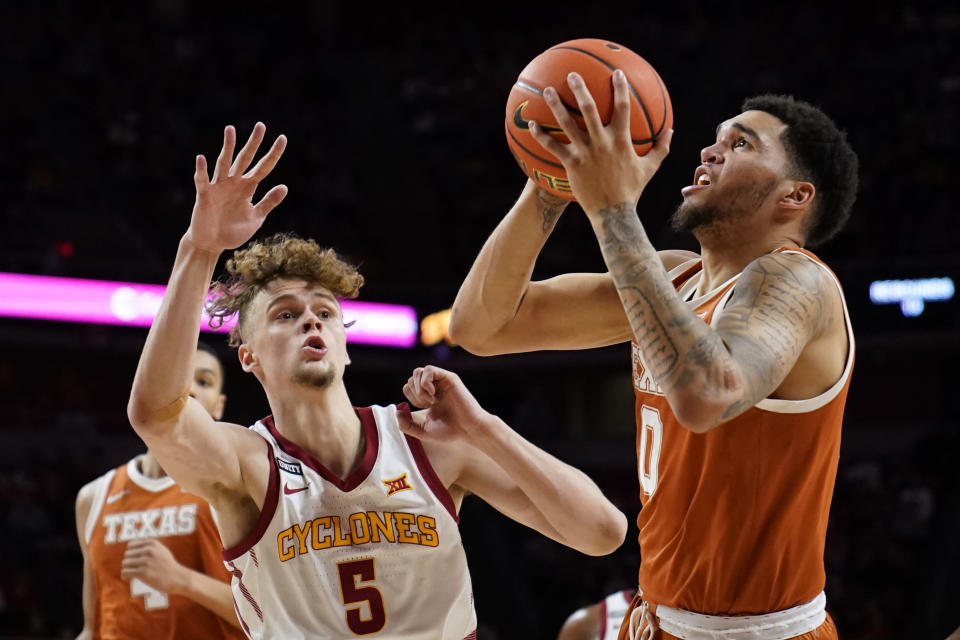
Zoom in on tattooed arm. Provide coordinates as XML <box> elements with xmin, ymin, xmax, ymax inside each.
<box><xmin>526</xmin><ymin>70</ymin><xmax>841</xmax><ymax>431</ymax></box>
<box><xmin>450</xmin><ymin>179</ymin><xmax>634</xmax><ymax>355</ymax></box>
<box><xmin>591</xmin><ymin>204</ymin><xmax>834</xmax><ymax>431</ymax></box>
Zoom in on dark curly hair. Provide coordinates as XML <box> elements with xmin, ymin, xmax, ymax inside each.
<box><xmin>206</xmin><ymin>233</ymin><xmax>365</xmax><ymax>347</ymax></box>
<box><xmin>742</xmin><ymin>95</ymin><xmax>859</xmax><ymax>246</ymax></box>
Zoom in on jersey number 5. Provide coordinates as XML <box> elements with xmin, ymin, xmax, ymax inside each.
<box><xmin>337</xmin><ymin>558</ymin><xmax>386</xmax><ymax>635</ymax></box>
<box><xmin>639</xmin><ymin>405</ymin><xmax>663</xmax><ymax>497</ymax></box>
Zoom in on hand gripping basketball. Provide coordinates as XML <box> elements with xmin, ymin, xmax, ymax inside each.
<box><xmin>528</xmin><ymin>70</ymin><xmax>673</xmax><ymax>217</ymax></box>
<box><xmin>505</xmin><ymin>39</ymin><xmax>672</xmax><ymax>201</ymax></box>
<box><xmin>186</xmin><ymin>122</ymin><xmax>288</xmax><ymax>253</ymax></box>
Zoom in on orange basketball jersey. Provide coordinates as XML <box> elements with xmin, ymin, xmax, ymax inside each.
<box><xmin>84</xmin><ymin>457</ymin><xmax>244</xmax><ymax>640</ymax></box>
<box><xmin>631</xmin><ymin>248</ymin><xmax>854</xmax><ymax>616</ymax></box>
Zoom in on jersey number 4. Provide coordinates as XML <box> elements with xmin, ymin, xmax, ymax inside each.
<box><xmin>338</xmin><ymin>558</ymin><xmax>386</xmax><ymax>635</ymax></box>
<box><xmin>639</xmin><ymin>405</ymin><xmax>663</xmax><ymax>497</ymax></box>
<box><xmin>131</xmin><ymin>577</ymin><xmax>168</xmax><ymax>610</ymax></box>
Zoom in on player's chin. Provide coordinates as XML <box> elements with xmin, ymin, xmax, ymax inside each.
<box><xmin>293</xmin><ymin>365</ymin><xmax>336</xmax><ymax>389</ymax></box>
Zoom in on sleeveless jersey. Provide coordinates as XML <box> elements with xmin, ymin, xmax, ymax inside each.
<box><xmin>223</xmin><ymin>404</ymin><xmax>477</xmax><ymax>639</ymax></box>
<box><xmin>84</xmin><ymin>457</ymin><xmax>244</xmax><ymax>640</ymax></box>
<box><xmin>631</xmin><ymin>248</ymin><xmax>854</xmax><ymax>616</ymax></box>
<box><xmin>598</xmin><ymin>589</ymin><xmax>634</xmax><ymax>640</ymax></box>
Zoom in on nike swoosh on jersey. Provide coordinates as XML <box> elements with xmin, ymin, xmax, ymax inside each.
<box><xmin>105</xmin><ymin>490</ymin><xmax>128</xmax><ymax>504</ymax></box>
<box><xmin>283</xmin><ymin>483</ymin><xmax>309</xmax><ymax>495</ymax></box>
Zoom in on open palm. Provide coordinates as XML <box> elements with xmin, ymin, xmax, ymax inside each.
<box><xmin>188</xmin><ymin>123</ymin><xmax>288</xmax><ymax>252</ymax></box>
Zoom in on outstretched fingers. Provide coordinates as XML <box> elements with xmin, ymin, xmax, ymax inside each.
<box><xmin>230</xmin><ymin>122</ymin><xmax>267</xmax><ymax>177</ymax></box>
<box><xmin>253</xmin><ymin>184</ymin><xmax>289</xmax><ymax>217</ymax></box>
<box><xmin>245</xmin><ymin>134</ymin><xmax>288</xmax><ymax>181</ymax></box>
<box><xmin>212</xmin><ymin>125</ymin><xmax>236</xmax><ymax>182</ymax></box>
<box><xmin>194</xmin><ymin>155</ymin><xmax>210</xmax><ymax>190</ymax></box>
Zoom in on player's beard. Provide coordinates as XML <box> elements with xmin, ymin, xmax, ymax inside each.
<box><xmin>294</xmin><ymin>363</ymin><xmax>336</xmax><ymax>389</ymax></box>
<box><xmin>671</xmin><ymin>177</ymin><xmax>778</xmax><ymax>237</ymax></box>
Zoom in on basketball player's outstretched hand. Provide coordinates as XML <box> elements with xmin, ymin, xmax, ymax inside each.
<box><xmin>186</xmin><ymin>123</ymin><xmax>288</xmax><ymax>253</ymax></box>
<box><xmin>528</xmin><ymin>70</ymin><xmax>672</xmax><ymax>216</ymax></box>
<box><xmin>399</xmin><ymin>366</ymin><xmax>490</xmax><ymax>446</ymax></box>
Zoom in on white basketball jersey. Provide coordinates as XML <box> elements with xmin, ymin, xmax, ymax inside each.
<box><xmin>222</xmin><ymin>404</ymin><xmax>477</xmax><ymax>639</ymax></box>
<box><xmin>599</xmin><ymin>590</ymin><xmax>633</xmax><ymax>640</ymax></box>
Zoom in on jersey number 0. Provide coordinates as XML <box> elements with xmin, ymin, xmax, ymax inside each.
<box><xmin>639</xmin><ymin>405</ymin><xmax>663</xmax><ymax>497</ymax></box>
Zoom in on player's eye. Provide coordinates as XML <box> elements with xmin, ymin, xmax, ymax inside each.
<box><xmin>320</xmin><ymin>310</ymin><xmax>331</xmax><ymax>319</ymax></box>
<box><xmin>734</xmin><ymin>137</ymin><xmax>750</xmax><ymax>149</ymax></box>
<box><xmin>277</xmin><ymin>311</ymin><xmax>295</xmax><ymax>320</ymax></box>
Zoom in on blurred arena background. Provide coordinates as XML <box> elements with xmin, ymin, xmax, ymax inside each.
<box><xmin>1</xmin><ymin>2</ymin><xmax>958</xmax><ymax>638</ymax></box>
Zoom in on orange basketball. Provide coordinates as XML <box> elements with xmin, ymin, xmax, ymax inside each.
<box><xmin>505</xmin><ymin>39</ymin><xmax>673</xmax><ymax>200</ymax></box>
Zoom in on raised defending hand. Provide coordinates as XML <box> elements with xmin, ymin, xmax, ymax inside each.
<box><xmin>528</xmin><ymin>70</ymin><xmax>673</xmax><ymax>217</ymax></box>
<box><xmin>186</xmin><ymin>123</ymin><xmax>288</xmax><ymax>253</ymax></box>
<box><xmin>120</xmin><ymin>538</ymin><xmax>188</xmax><ymax>594</ymax></box>
<box><xmin>399</xmin><ymin>366</ymin><xmax>490</xmax><ymax>447</ymax></box>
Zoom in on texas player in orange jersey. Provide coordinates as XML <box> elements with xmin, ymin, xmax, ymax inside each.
<box><xmin>451</xmin><ymin>69</ymin><xmax>858</xmax><ymax>640</ymax></box>
<box><xmin>75</xmin><ymin>343</ymin><xmax>245</xmax><ymax>640</ymax></box>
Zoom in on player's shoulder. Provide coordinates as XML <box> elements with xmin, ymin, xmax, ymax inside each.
<box><xmin>76</xmin><ymin>466</ymin><xmax>120</xmax><ymax>504</ymax></box>
<box><xmin>743</xmin><ymin>250</ymin><xmax>837</xmax><ymax>293</ymax></box>
<box><xmin>75</xmin><ymin>465</ymin><xmax>120</xmax><ymax>531</ymax></box>
<box><xmin>222</xmin><ymin>419</ymin><xmax>272</xmax><ymax>450</ymax></box>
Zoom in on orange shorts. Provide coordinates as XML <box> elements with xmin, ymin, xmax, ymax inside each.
<box><xmin>616</xmin><ymin>593</ymin><xmax>839</xmax><ymax>640</ymax></box>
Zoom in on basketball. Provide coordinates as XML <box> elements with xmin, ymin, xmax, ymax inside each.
<box><xmin>505</xmin><ymin>39</ymin><xmax>673</xmax><ymax>200</ymax></box>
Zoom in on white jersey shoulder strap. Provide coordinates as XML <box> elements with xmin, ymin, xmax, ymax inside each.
<box><xmin>83</xmin><ymin>468</ymin><xmax>117</xmax><ymax>544</ymax></box>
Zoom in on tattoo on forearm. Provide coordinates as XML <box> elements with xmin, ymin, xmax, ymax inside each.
<box><xmin>596</xmin><ymin>205</ymin><xmax>830</xmax><ymax>424</ymax></box>
<box><xmin>598</xmin><ymin>204</ymin><xmax>686</xmax><ymax>382</ymax></box>
<box><xmin>535</xmin><ymin>189</ymin><xmax>568</xmax><ymax>233</ymax></box>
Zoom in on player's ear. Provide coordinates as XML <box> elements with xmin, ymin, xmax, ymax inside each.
<box><xmin>780</xmin><ymin>181</ymin><xmax>815</xmax><ymax>210</ymax></box>
<box><xmin>238</xmin><ymin>344</ymin><xmax>257</xmax><ymax>374</ymax></box>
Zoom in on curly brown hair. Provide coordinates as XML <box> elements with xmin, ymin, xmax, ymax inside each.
<box><xmin>207</xmin><ymin>233</ymin><xmax>365</xmax><ymax>347</ymax></box>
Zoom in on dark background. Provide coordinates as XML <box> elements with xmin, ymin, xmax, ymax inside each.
<box><xmin>1</xmin><ymin>2</ymin><xmax>958</xmax><ymax>638</ymax></box>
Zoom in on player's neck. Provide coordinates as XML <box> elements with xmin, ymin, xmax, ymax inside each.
<box><xmin>267</xmin><ymin>382</ymin><xmax>364</xmax><ymax>480</ymax></box>
<box><xmin>138</xmin><ymin>451</ymin><xmax>168</xmax><ymax>479</ymax></box>
<box><xmin>697</xmin><ymin>234</ymin><xmax>801</xmax><ymax>293</ymax></box>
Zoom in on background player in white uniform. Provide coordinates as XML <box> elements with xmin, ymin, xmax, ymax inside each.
<box><xmin>557</xmin><ymin>589</ymin><xmax>635</xmax><ymax>640</ymax></box>
<box><xmin>125</xmin><ymin>122</ymin><xmax>628</xmax><ymax>638</ymax></box>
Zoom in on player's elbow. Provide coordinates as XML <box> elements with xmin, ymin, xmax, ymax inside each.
<box><xmin>669</xmin><ymin>392</ymin><xmax>730</xmax><ymax>434</ymax></box>
<box><xmin>448</xmin><ymin>307</ymin><xmax>500</xmax><ymax>356</ymax></box>
<box><xmin>126</xmin><ymin>392</ymin><xmax>181</xmax><ymax>438</ymax></box>
<box><xmin>580</xmin><ymin>508</ymin><xmax>628</xmax><ymax>556</ymax></box>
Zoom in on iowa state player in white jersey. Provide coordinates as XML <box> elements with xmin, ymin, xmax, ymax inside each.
<box><xmin>125</xmin><ymin>123</ymin><xmax>627</xmax><ymax>639</ymax></box>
